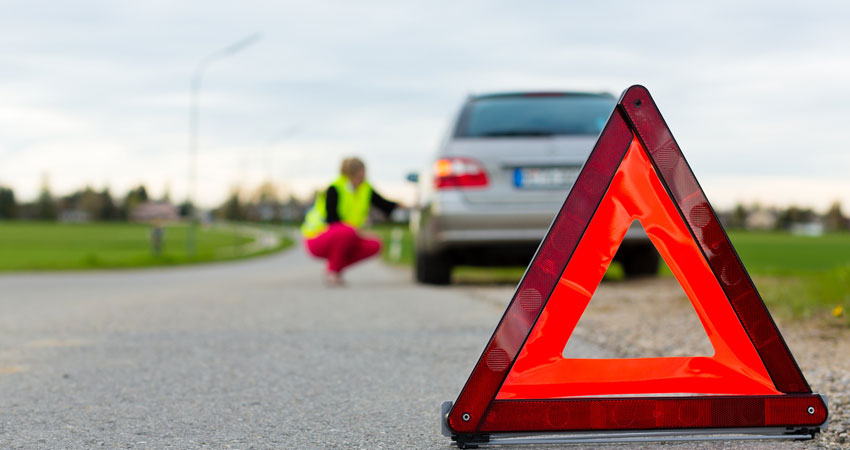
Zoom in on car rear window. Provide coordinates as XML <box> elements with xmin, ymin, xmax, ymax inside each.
<box><xmin>454</xmin><ymin>94</ymin><xmax>616</xmax><ymax>138</ymax></box>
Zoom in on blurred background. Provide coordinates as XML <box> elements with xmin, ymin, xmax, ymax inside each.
<box><xmin>1</xmin><ymin>0</ymin><xmax>849</xmax><ymax>293</ymax></box>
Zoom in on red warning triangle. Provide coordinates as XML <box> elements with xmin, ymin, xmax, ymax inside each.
<box><xmin>445</xmin><ymin>86</ymin><xmax>827</xmax><ymax>444</ymax></box>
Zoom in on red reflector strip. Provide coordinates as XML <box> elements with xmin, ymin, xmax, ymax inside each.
<box><xmin>446</xmin><ymin>109</ymin><xmax>634</xmax><ymax>434</ymax></box>
<box><xmin>479</xmin><ymin>395</ymin><xmax>827</xmax><ymax>433</ymax></box>
<box><xmin>619</xmin><ymin>86</ymin><xmax>810</xmax><ymax>394</ymax></box>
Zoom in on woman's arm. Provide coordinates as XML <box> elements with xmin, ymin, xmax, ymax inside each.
<box><xmin>325</xmin><ymin>186</ymin><xmax>341</xmax><ymax>223</ymax></box>
<box><xmin>370</xmin><ymin>190</ymin><xmax>398</xmax><ymax>217</ymax></box>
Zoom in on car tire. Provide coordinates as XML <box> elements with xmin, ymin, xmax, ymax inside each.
<box><xmin>415</xmin><ymin>250</ymin><xmax>453</xmax><ymax>285</ymax></box>
<box><xmin>620</xmin><ymin>244</ymin><xmax>660</xmax><ymax>278</ymax></box>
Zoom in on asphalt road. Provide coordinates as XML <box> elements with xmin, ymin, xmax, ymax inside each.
<box><xmin>0</xmin><ymin>248</ymin><xmax>810</xmax><ymax>449</ymax></box>
<box><xmin>0</xmin><ymin>247</ymin><xmax>524</xmax><ymax>449</ymax></box>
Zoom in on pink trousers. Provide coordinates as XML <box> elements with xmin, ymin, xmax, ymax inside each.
<box><xmin>305</xmin><ymin>223</ymin><xmax>382</xmax><ymax>273</ymax></box>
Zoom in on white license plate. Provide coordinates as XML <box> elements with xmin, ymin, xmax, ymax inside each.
<box><xmin>513</xmin><ymin>167</ymin><xmax>580</xmax><ymax>189</ymax></box>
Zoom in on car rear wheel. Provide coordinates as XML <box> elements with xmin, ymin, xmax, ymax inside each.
<box><xmin>415</xmin><ymin>250</ymin><xmax>453</xmax><ymax>285</ymax></box>
<box><xmin>619</xmin><ymin>244</ymin><xmax>660</xmax><ymax>278</ymax></box>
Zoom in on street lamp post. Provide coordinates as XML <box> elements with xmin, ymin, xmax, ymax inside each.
<box><xmin>186</xmin><ymin>33</ymin><xmax>261</xmax><ymax>257</ymax></box>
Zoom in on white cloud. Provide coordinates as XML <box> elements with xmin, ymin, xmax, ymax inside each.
<box><xmin>0</xmin><ymin>0</ymin><xmax>848</xmax><ymax>211</ymax></box>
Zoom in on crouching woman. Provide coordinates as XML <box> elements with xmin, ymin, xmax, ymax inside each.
<box><xmin>301</xmin><ymin>157</ymin><xmax>398</xmax><ymax>285</ymax></box>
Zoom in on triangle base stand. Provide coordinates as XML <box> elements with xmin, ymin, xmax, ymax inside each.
<box><xmin>441</xmin><ymin>400</ymin><xmax>826</xmax><ymax>449</ymax></box>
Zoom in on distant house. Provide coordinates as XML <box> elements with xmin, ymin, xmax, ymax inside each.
<box><xmin>130</xmin><ymin>202</ymin><xmax>180</xmax><ymax>222</ymax></box>
<box><xmin>390</xmin><ymin>207</ymin><xmax>411</xmax><ymax>223</ymax></box>
<box><xmin>746</xmin><ymin>209</ymin><xmax>778</xmax><ymax>231</ymax></box>
<box><xmin>280</xmin><ymin>201</ymin><xmax>308</xmax><ymax>223</ymax></box>
<box><xmin>790</xmin><ymin>221</ymin><xmax>825</xmax><ymax>237</ymax></box>
<box><xmin>59</xmin><ymin>209</ymin><xmax>91</xmax><ymax>223</ymax></box>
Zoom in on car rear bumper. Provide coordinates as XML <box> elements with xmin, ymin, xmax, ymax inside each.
<box><xmin>434</xmin><ymin>220</ymin><xmax>650</xmax><ymax>245</ymax></box>
<box><xmin>417</xmin><ymin>192</ymin><xmax>650</xmax><ymax>253</ymax></box>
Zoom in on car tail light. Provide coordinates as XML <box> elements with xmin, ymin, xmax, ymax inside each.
<box><xmin>434</xmin><ymin>157</ymin><xmax>489</xmax><ymax>189</ymax></box>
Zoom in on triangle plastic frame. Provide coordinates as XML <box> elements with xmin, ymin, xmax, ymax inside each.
<box><xmin>444</xmin><ymin>85</ymin><xmax>827</xmax><ymax>447</ymax></box>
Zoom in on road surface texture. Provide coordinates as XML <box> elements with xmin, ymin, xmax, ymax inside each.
<box><xmin>0</xmin><ymin>247</ymin><xmax>846</xmax><ymax>449</ymax></box>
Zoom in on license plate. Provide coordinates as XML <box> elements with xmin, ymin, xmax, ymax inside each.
<box><xmin>513</xmin><ymin>166</ymin><xmax>580</xmax><ymax>189</ymax></box>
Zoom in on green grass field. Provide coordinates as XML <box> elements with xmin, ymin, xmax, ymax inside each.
<box><xmin>710</xmin><ymin>231</ymin><xmax>850</xmax><ymax>323</ymax></box>
<box><xmin>373</xmin><ymin>225</ymin><xmax>850</xmax><ymax>324</ymax></box>
<box><xmin>704</xmin><ymin>231</ymin><xmax>850</xmax><ymax>275</ymax></box>
<box><xmin>0</xmin><ymin>222</ymin><xmax>292</xmax><ymax>270</ymax></box>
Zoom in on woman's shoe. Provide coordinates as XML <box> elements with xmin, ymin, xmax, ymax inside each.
<box><xmin>324</xmin><ymin>271</ymin><xmax>344</xmax><ymax>287</ymax></box>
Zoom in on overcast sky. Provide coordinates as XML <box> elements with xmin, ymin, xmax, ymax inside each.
<box><xmin>2</xmin><ymin>0</ymin><xmax>849</xmax><ymax>210</ymax></box>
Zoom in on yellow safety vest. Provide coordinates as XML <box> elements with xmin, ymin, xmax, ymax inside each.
<box><xmin>301</xmin><ymin>176</ymin><xmax>372</xmax><ymax>238</ymax></box>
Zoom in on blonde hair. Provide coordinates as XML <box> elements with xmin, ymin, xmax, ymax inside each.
<box><xmin>340</xmin><ymin>157</ymin><xmax>365</xmax><ymax>178</ymax></box>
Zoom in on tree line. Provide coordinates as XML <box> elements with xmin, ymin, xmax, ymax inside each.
<box><xmin>2</xmin><ymin>181</ymin><xmax>845</xmax><ymax>230</ymax></box>
<box><xmin>722</xmin><ymin>201</ymin><xmax>847</xmax><ymax>232</ymax></box>
<box><xmin>212</xmin><ymin>181</ymin><xmax>307</xmax><ymax>223</ymax></box>
<box><xmin>0</xmin><ymin>181</ymin><xmax>308</xmax><ymax>224</ymax></box>
<box><xmin>0</xmin><ymin>182</ymin><xmax>187</xmax><ymax>222</ymax></box>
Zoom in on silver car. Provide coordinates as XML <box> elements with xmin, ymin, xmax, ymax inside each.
<box><xmin>409</xmin><ymin>91</ymin><xmax>659</xmax><ymax>284</ymax></box>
